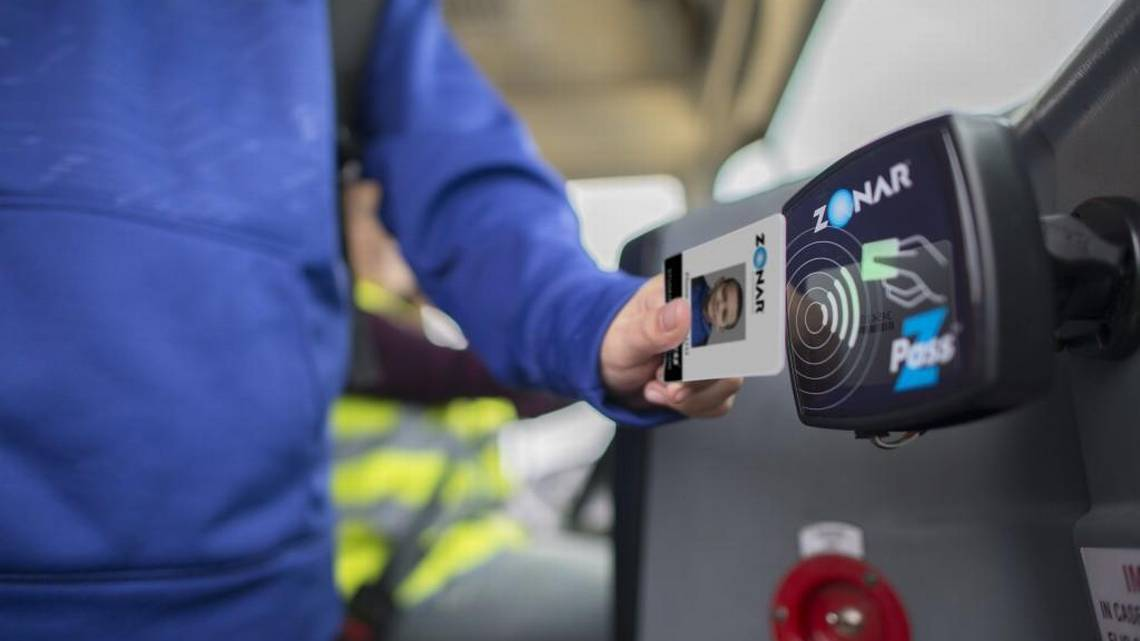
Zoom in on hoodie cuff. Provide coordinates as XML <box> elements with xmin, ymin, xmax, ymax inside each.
<box><xmin>565</xmin><ymin>271</ymin><xmax>685</xmax><ymax>428</ymax></box>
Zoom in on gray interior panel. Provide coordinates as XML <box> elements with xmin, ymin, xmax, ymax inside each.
<box><xmin>627</xmin><ymin>190</ymin><xmax>1092</xmax><ymax>641</ymax></box>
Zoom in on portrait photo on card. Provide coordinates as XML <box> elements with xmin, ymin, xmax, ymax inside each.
<box><xmin>689</xmin><ymin>263</ymin><xmax>746</xmax><ymax>348</ymax></box>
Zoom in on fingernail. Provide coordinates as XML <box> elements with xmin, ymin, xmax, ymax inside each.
<box><xmin>673</xmin><ymin>387</ymin><xmax>690</xmax><ymax>403</ymax></box>
<box><xmin>645</xmin><ymin>387</ymin><xmax>666</xmax><ymax>405</ymax></box>
<box><xmin>661</xmin><ymin>300</ymin><xmax>681</xmax><ymax>331</ymax></box>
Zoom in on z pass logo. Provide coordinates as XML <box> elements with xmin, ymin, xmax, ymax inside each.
<box><xmin>890</xmin><ymin>306</ymin><xmax>956</xmax><ymax>392</ymax></box>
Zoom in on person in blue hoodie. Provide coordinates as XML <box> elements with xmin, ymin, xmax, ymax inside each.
<box><xmin>0</xmin><ymin>2</ymin><xmax>743</xmax><ymax>640</ymax></box>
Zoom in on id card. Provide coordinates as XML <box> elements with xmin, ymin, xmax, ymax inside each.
<box><xmin>664</xmin><ymin>214</ymin><xmax>786</xmax><ymax>382</ymax></box>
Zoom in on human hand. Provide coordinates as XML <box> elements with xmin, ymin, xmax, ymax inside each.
<box><xmin>342</xmin><ymin>179</ymin><xmax>419</xmax><ymax>301</ymax></box>
<box><xmin>600</xmin><ymin>275</ymin><xmax>744</xmax><ymax>418</ymax></box>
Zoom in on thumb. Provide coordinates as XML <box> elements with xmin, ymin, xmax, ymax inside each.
<box><xmin>636</xmin><ymin>297</ymin><xmax>689</xmax><ymax>357</ymax></box>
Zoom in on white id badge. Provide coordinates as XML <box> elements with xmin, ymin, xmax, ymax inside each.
<box><xmin>664</xmin><ymin>213</ymin><xmax>786</xmax><ymax>382</ymax></box>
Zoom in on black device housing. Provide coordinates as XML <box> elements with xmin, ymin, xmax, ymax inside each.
<box><xmin>782</xmin><ymin>114</ymin><xmax>1054</xmax><ymax>432</ymax></box>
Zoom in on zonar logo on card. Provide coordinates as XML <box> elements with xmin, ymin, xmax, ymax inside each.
<box><xmin>753</xmin><ymin>234</ymin><xmax>767</xmax><ymax>314</ymax></box>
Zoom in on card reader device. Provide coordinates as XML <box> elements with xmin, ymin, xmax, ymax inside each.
<box><xmin>784</xmin><ymin>115</ymin><xmax>1056</xmax><ymax>433</ymax></box>
<box><xmin>784</xmin><ymin>114</ymin><xmax>1140</xmax><ymax>437</ymax></box>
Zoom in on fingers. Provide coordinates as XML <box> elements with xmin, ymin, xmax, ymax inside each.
<box><xmin>602</xmin><ymin>274</ymin><xmax>742</xmax><ymax>421</ymax></box>
<box><xmin>640</xmin><ymin>297</ymin><xmax>689</xmax><ymax>354</ymax></box>
<box><xmin>633</xmin><ymin>276</ymin><xmax>687</xmax><ymax>353</ymax></box>
<box><xmin>606</xmin><ymin>276</ymin><xmax>689</xmax><ymax>369</ymax></box>
<box><xmin>638</xmin><ymin>275</ymin><xmax>665</xmax><ymax>311</ymax></box>
<box><xmin>635</xmin><ymin>275</ymin><xmax>688</xmax><ymax>353</ymax></box>
<box><xmin>679</xmin><ymin>378</ymin><xmax>742</xmax><ymax>417</ymax></box>
<box><xmin>343</xmin><ymin>179</ymin><xmax>382</xmax><ymax>217</ymax></box>
<box><xmin>644</xmin><ymin>377</ymin><xmax>744</xmax><ymax>418</ymax></box>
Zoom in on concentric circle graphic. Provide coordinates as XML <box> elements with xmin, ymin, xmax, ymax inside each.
<box><xmin>786</xmin><ymin>226</ymin><xmax>884</xmax><ymax>412</ymax></box>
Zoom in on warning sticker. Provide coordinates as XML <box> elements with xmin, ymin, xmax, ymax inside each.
<box><xmin>1082</xmin><ymin>547</ymin><xmax>1140</xmax><ymax>641</ymax></box>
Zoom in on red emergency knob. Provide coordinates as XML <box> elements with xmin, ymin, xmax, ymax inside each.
<box><xmin>771</xmin><ymin>554</ymin><xmax>910</xmax><ymax>641</ymax></box>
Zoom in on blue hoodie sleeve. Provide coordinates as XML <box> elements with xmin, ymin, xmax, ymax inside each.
<box><xmin>356</xmin><ymin>0</ymin><xmax>677</xmax><ymax>427</ymax></box>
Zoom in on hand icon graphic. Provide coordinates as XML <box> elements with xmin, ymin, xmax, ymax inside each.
<box><xmin>861</xmin><ymin>235</ymin><xmax>949</xmax><ymax>309</ymax></box>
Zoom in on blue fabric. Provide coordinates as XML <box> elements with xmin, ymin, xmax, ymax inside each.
<box><xmin>690</xmin><ymin>277</ymin><xmax>712</xmax><ymax>347</ymax></box>
<box><xmin>0</xmin><ymin>2</ymin><xmax>668</xmax><ymax>640</ymax></box>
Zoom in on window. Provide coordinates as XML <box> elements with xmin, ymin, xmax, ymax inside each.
<box><xmin>715</xmin><ymin>0</ymin><xmax>1116</xmax><ymax>202</ymax></box>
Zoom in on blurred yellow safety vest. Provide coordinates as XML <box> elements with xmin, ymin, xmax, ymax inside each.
<box><xmin>331</xmin><ymin>282</ymin><xmax>528</xmax><ymax>610</ymax></box>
